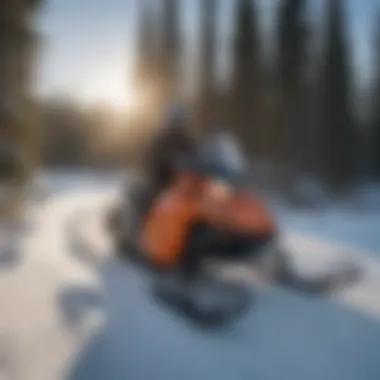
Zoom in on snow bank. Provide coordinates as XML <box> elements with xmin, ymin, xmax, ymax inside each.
<box><xmin>274</xmin><ymin>201</ymin><xmax>380</xmax><ymax>256</ymax></box>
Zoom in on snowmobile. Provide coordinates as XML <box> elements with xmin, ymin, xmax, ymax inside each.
<box><xmin>107</xmin><ymin>133</ymin><xmax>361</xmax><ymax>326</ymax></box>
<box><xmin>110</xmin><ymin>133</ymin><xmax>276</xmax><ymax>268</ymax></box>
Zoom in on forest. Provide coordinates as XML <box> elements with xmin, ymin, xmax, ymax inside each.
<box><xmin>1</xmin><ymin>0</ymin><xmax>380</xmax><ymax>212</ymax></box>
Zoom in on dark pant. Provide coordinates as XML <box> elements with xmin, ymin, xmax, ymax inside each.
<box><xmin>135</xmin><ymin>173</ymin><xmax>171</xmax><ymax>229</ymax></box>
<box><xmin>181</xmin><ymin>225</ymin><xmax>208</xmax><ymax>280</ymax></box>
<box><xmin>180</xmin><ymin>224</ymin><xmax>273</xmax><ymax>280</ymax></box>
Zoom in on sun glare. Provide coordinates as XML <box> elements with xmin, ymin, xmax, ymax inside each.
<box><xmin>84</xmin><ymin>70</ymin><xmax>140</xmax><ymax>115</ymax></box>
<box><xmin>100</xmin><ymin>78</ymin><xmax>136</xmax><ymax>113</ymax></box>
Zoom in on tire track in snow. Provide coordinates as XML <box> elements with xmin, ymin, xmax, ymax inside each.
<box><xmin>72</xmin><ymin>186</ymin><xmax>380</xmax><ymax>323</ymax></box>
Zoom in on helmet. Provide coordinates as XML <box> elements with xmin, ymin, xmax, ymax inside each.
<box><xmin>164</xmin><ymin>102</ymin><xmax>188</xmax><ymax>131</ymax></box>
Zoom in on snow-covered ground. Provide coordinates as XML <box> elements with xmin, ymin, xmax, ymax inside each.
<box><xmin>0</xmin><ymin>171</ymin><xmax>380</xmax><ymax>380</ymax></box>
<box><xmin>274</xmin><ymin>187</ymin><xmax>380</xmax><ymax>257</ymax></box>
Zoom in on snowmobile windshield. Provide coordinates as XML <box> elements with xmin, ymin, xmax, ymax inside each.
<box><xmin>193</xmin><ymin>132</ymin><xmax>248</xmax><ymax>184</ymax></box>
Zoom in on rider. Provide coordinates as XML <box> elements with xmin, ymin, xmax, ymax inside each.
<box><xmin>138</xmin><ymin>102</ymin><xmax>198</xmax><ymax>225</ymax></box>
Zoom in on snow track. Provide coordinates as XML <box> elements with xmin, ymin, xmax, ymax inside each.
<box><xmin>0</xmin><ymin>172</ymin><xmax>379</xmax><ymax>380</ymax></box>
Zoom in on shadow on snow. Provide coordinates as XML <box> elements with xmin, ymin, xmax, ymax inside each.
<box><xmin>63</xmin><ymin>215</ymin><xmax>380</xmax><ymax>380</ymax></box>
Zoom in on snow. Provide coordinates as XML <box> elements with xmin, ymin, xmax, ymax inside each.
<box><xmin>70</xmin><ymin>268</ymin><xmax>380</xmax><ymax>380</ymax></box>
<box><xmin>1</xmin><ymin>171</ymin><xmax>380</xmax><ymax>380</ymax></box>
<box><xmin>273</xmin><ymin>185</ymin><xmax>380</xmax><ymax>256</ymax></box>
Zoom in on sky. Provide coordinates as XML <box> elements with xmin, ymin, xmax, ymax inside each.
<box><xmin>34</xmin><ymin>0</ymin><xmax>378</xmax><ymax>109</ymax></box>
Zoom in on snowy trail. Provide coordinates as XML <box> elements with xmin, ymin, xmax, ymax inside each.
<box><xmin>0</xmin><ymin>185</ymin><xmax>110</xmax><ymax>380</ymax></box>
<box><xmin>70</xmin><ymin>186</ymin><xmax>380</xmax><ymax>380</ymax></box>
<box><xmin>0</xmin><ymin>173</ymin><xmax>380</xmax><ymax>380</ymax></box>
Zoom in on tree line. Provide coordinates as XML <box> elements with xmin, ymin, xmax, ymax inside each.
<box><xmin>39</xmin><ymin>97</ymin><xmax>132</xmax><ymax>169</ymax></box>
<box><xmin>2</xmin><ymin>0</ymin><xmax>380</xmax><ymax>202</ymax></box>
<box><xmin>135</xmin><ymin>0</ymin><xmax>380</xmax><ymax>195</ymax></box>
<box><xmin>0</xmin><ymin>0</ymin><xmax>41</xmax><ymax>218</ymax></box>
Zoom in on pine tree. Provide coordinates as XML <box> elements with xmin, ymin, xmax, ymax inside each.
<box><xmin>135</xmin><ymin>0</ymin><xmax>159</xmax><ymax>86</ymax></box>
<box><xmin>319</xmin><ymin>0</ymin><xmax>357</xmax><ymax>192</ymax></box>
<box><xmin>230</xmin><ymin>0</ymin><xmax>261</xmax><ymax>158</ymax></box>
<box><xmin>0</xmin><ymin>0</ymin><xmax>42</xmax><ymax>218</ymax></box>
<box><xmin>197</xmin><ymin>0</ymin><xmax>218</xmax><ymax>133</ymax></box>
<box><xmin>371</xmin><ymin>11</ymin><xmax>380</xmax><ymax>180</ymax></box>
<box><xmin>2</xmin><ymin>0</ymin><xmax>42</xmax><ymax>159</ymax></box>
<box><xmin>159</xmin><ymin>0</ymin><xmax>181</xmax><ymax>103</ymax></box>
<box><xmin>274</xmin><ymin>0</ymin><xmax>308</xmax><ymax>187</ymax></box>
